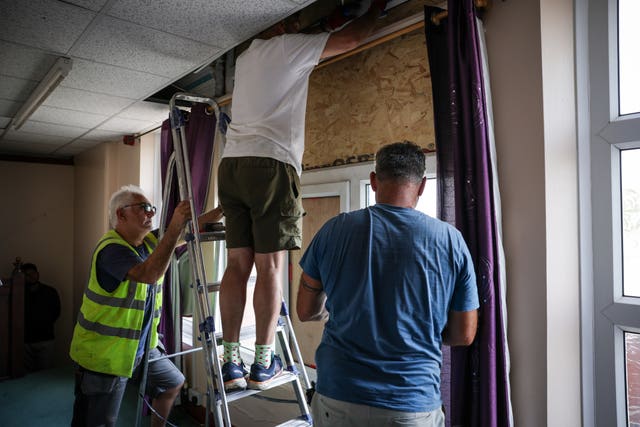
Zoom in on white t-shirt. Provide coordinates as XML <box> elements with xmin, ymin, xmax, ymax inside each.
<box><xmin>222</xmin><ymin>32</ymin><xmax>331</xmax><ymax>176</ymax></box>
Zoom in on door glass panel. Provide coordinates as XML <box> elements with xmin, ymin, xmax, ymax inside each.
<box><xmin>626</xmin><ymin>332</ymin><xmax>640</xmax><ymax>426</ymax></box>
<box><xmin>622</xmin><ymin>149</ymin><xmax>640</xmax><ymax>297</ymax></box>
<box><xmin>619</xmin><ymin>0</ymin><xmax>640</xmax><ymax>115</ymax></box>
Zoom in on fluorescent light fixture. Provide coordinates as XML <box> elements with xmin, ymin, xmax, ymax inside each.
<box><xmin>11</xmin><ymin>56</ymin><xmax>72</xmax><ymax>131</ymax></box>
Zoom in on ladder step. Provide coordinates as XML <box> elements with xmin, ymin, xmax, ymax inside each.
<box><xmin>275</xmin><ymin>417</ymin><xmax>313</xmax><ymax>427</ymax></box>
<box><xmin>224</xmin><ymin>371</ymin><xmax>299</xmax><ymax>403</ymax></box>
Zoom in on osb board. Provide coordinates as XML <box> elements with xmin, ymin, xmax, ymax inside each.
<box><xmin>304</xmin><ymin>28</ymin><xmax>435</xmax><ymax>171</ymax></box>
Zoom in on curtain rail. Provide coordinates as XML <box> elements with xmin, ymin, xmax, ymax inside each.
<box><xmin>432</xmin><ymin>0</ymin><xmax>490</xmax><ymax>25</ymax></box>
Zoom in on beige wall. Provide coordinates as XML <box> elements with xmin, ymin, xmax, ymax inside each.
<box><xmin>0</xmin><ymin>160</ymin><xmax>74</xmax><ymax>368</ymax></box>
<box><xmin>73</xmin><ymin>140</ymin><xmax>141</xmax><ymax>315</ymax></box>
<box><xmin>484</xmin><ymin>0</ymin><xmax>581</xmax><ymax>425</ymax></box>
<box><xmin>0</xmin><ymin>143</ymin><xmax>138</xmax><ymax>367</ymax></box>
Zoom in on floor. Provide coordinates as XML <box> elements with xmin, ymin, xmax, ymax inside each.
<box><xmin>0</xmin><ymin>364</ymin><xmax>314</xmax><ymax>426</ymax></box>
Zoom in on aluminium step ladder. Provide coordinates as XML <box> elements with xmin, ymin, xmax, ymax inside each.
<box><xmin>136</xmin><ymin>93</ymin><xmax>313</xmax><ymax>427</ymax></box>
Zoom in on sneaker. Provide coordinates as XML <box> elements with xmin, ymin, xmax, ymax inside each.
<box><xmin>221</xmin><ymin>361</ymin><xmax>247</xmax><ymax>391</ymax></box>
<box><xmin>248</xmin><ymin>354</ymin><xmax>283</xmax><ymax>390</ymax></box>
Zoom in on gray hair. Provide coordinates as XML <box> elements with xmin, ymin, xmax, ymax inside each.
<box><xmin>108</xmin><ymin>185</ymin><xmax>147</xmax><ymax>228</ymax></box>
<box><xmin>375</xmin><ymin>141</ymin><xmax>426</xmax><ymax>183</ymax></box>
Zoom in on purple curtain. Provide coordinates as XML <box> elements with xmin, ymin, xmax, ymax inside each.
<box><xmin>425</xmin><ymin>2</ymin><xmax>511</xmax><ymax>427</ymax></box>
<box><xmin>158</xmin><ymin>103</ymin><xmax>216</xmax><ymax>350</ymax></box>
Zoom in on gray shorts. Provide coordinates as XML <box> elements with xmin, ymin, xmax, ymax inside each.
<box><xmin>311</xmin><ymin>392</ymin><xmax>445</xmax><ymax>427</ymax></box>
<box><xmin>71</xmin><ymin>347</ymin><xmax>184</xmax><ymax>427</ymax></box>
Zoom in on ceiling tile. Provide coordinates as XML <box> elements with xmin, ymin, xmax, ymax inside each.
<box><xmin>43</xmin><ymin>86</ymin><xmax>135</xmax><ymax>116</ymax></box>
<box><xmin>16</xmin><ymin>121</ymin><xmax>89</xmax><ymax>139</ymax></box>
<box><xmin>62</xmin><ymin>58</ymin><xmax>170</xmax><ymax>99</ymax></box>
<box><xmin>64</xmin><ymin>0</ymin><xmax>109</xmax><ymax>12</ymax></box>
<box><xmin>0</xmin><ymin>76</ymin><xmax>38</xmax><ymax>102</ymax></box>
<box><xmin>0</xmin><ymin>100</ymin><xmax>20</xmax><ymax>117</ymax></box>
<box><xmin>97</xmin><ymin>116</ymin><xmax>157</xmax><ymax>133</ymax></box>
<box><xmin>119</xmin><ymin>101</ymin><xmax>170</xmax><ymax>123</ymax></box>
<box><xmin>107</xmin><ymin>0</ymin><xmax>301</xmax><ymax>48</ymax></box>
<box><xmin>1</xmin><ymin>130</ymin><xmax>73</xmax><ymax>144</ymax></box>
<box><xmin>29</xmin><ymin>105</ymin><xmax>110</xmax><ymax>129</ymax></box>
<box><xmin>81</xmin><ymin>129</ymin><xmax>125</xmax><ymax>142</ymax></box>
<box><xmin>69</xmin><ymin>15</ymin><xmax>222</xmax><ymax>77</ymax></box>
<box><xmin>53</xmin><ymin>139</ymin><xmax>102</xmax><ymax>156</ymax></box>
<box><xmin>51</xmin><ymin>145</ymin><xmax>86</xmax><ymax>156</ymax></box>
<box><xmin>72</xmin><ymin>138</ymin><xmax>111</xmax><ymax>146</ymax></box>
<box><xmin>0</xmin><ymin>40</ymin><xmax>61</xmax><ymax>81</ymax></box>
<box><xmin>0</xmin><ymin>0</ymin><xmax>96</xmax><ymax>53</ymax></box>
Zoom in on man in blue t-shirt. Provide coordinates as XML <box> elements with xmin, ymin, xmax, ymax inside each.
<box><xmin>298</xmin><ymin>141</ymin><xmax>479</xmax><ymax>427</ymax></box>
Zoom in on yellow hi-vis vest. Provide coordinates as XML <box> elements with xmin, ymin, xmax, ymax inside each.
<box><xmin>69</xmin><ymin>229</ymin><xmax>163</xmax><ymax>378</ymax></box>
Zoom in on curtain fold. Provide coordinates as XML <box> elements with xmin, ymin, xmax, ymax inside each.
<box><xmin>425</xmin><ymin>2</ymin><xmax>512</xmax><ymax>426</ymax></box>
<box><xmin>159</xmin><ymin>103</ymin><xmax>216</xmax><ymax>353</ymax></box>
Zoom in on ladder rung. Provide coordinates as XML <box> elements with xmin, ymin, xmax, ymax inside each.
<box><xmin>224</xmin><ymin>371</ymin><xmax>300</xmax><ymax>403</ymax></box>
<box><xmin>199</xmin><ymin>231</ymin><xmax>225</xmax><ymax>242</ymax></box>
<box><xmin>207</xmin><ymin>281</ymin><xmax>220</xmax><ymax>293</ymax></box>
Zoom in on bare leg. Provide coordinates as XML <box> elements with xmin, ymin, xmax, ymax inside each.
<box><xmin>220</xmin><ymin>247</ymin><xmax>254</xmax><ymax>342</ymax></box>
<box><xmin>253</xmin><ymin>251</ymin><xmax>285</xmax><ymax>345</ymax></box>
<box><xmin>150</xmin><ymin>383</ymin><xmax>183</xmax><ymax>427</ymax></box>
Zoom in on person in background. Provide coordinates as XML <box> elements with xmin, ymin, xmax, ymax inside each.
<box><xmin>70</xmin><ymin>184</ymin><xmax>222</xmax><ymax>427</ymax></box>
<box><xmin>297</xmin><ymin>141</ymin><xmax>480</xmax><ymax>427</ymax></box>
<box><xmin>22</xmin><ymin>262</ymin><xmax>61</xmax><ymax>372</ymax></box>
<box><xmin>218</xmin><ymin>0</ymin><xmax>388</xmax><ymax>392</ymax></box>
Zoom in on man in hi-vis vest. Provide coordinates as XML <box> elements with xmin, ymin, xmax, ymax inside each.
<box><xmin>70</xmin><ymin>185</ymin><xmax>220</xmax><ymax>427</ymax></box>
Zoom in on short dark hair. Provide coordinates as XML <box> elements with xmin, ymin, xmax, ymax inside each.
<box><xmin>22</xmin><ymin>263</ymin><xmax>38</xmax><ymax>272</ymax></box>
<box><xmin>375</xmin><ymin>141</ymin><xmax>425</xmax><ymax>183</ymax></box>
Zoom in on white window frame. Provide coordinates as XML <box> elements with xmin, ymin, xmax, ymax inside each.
<box><xmin>582</xmin><ymin>0</ymin><xmax>640</xmax><ymax>425</ymax></box>
<box><xmin>301</xmin><ymin>161</ymin><xmax>376</xmax><ymax>211</ymax></box>
<box><xmin>301</xmin><ymin>153</ymin><xmax>437</xmax><ymax>210</ymax></box>
<box><xmin>301</xmin><ymin>181</ymin><xmax>350</xmax><ymax>213</ymax></box>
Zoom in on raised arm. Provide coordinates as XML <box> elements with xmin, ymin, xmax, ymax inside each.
<box><xmin>442</xmin><ymin>309</ymin><xmax>478</xmax><ymax>346</ymax></box>
<box><xmin>297</xmin><ymin>272</ymin><xmax>328</xmax><ymax>322</ymax></box>
<box><xmin>127</xmin><ymin>200</ymin><xmax>191</xmax><ymax>284</ymax></box>
<box><xmin>320</xmin><ymin>1</ymin><xmax>386</xmax><ymax>60</ymax></box>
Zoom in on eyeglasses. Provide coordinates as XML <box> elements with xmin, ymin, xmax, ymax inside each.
<box><xmin>121</xmin><ymin>202</ymin><xmax>157</xmax><ymax>214</ymax></box>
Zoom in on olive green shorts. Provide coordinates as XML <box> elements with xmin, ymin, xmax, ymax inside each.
<box><xmin>218</xmin><ymin>157</ymin><xmax>304</xmax><ymax>253</ymax></box>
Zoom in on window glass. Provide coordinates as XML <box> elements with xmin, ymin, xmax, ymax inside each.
<box><xmin>619</xmin><ymin>0</ymin><xmax>640</xmax><ymax>115</ymax></box>
<box><xmin>625</xmin><ymin>332</ymin><xmax>640</xmax><ymax>426</ymax></box>
<box><xmin>365</xmin><ymin>178</ymin><xmax>437</xmax><ymax>217</ymax></box>
<box><xmin>622</xmin><ymin>149</ymin><xmax>640</xmax><ymax>297</ymax></box>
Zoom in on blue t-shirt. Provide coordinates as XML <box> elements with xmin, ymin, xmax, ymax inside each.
<box><xmin>299</xmin><ymin>204</ymin><xmax>479</xmax><ymax>412</ymax></box>
<box><xmin>96</xmin><ymin>237</ymin><xmax>154</xmax><ymax>359</ymax></box>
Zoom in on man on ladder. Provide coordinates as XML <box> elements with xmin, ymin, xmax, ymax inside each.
<box><xmin>217</xmin><ymin>0</ymin><xmax>388</xmax><ymax>391</ymax></box>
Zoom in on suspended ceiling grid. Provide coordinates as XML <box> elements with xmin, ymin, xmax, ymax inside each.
<box><xmin>0</xmin><ymin>0</ymin><xmax>315</xmax><ymax>160</ymax></box>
